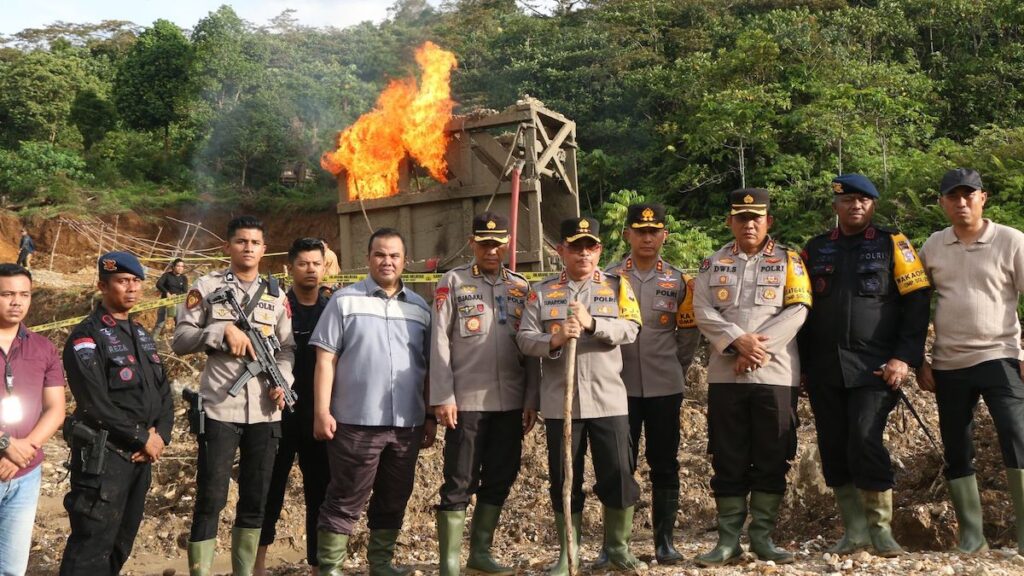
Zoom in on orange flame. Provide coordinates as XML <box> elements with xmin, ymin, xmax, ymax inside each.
<box><xmin>321</xmin><ymin>42</ymin><xmax>457</xmax><ymax>201</ymax></box>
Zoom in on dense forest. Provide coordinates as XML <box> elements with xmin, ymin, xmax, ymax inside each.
<box><xmin>2</xmin><ymin>0</ymin><xmax>1023</xmax><ymax>259</ymax></box>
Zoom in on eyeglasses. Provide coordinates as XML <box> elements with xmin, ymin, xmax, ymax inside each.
<box><xmin>564</xmin><ymin>243</ymin><xmax>602</xmax><ymax>254</ymax></box>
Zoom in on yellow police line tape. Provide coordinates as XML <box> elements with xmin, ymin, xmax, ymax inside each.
<box><xmin>29</xmin><ymin>271</ymin><xmax>559</xmax><ymax>333</ymax></box>
<box><xmin>139</xmin><ymin>252</ymin><xmax>288</xmax><ymax>263</ymax></box>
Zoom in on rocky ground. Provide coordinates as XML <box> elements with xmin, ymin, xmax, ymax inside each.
<box><xmin>20</xmin><ymin>270</ymin><xmax>1024</xmax><ymax>576</ymax></box>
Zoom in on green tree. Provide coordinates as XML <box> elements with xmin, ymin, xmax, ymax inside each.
<box><xmin>113</xmin><ymin>19</ymin><xmax>193</xmax><ymax>150</ymax></box>
<box><xmin>69</xmin><ymin>88</ymin><xmax>118</xmax><ymax>149</ymax></box>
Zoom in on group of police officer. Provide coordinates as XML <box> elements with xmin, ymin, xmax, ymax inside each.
<box><xmin>54</xmin><ymin>166</ymin><xmax>1024</xmax><ymax>575</ymax></box>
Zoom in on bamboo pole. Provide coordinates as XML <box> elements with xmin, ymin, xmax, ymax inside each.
<box><xmin>562</xmin><ymin>334</ymin><xmax>578</xmax><ymax>575</ymax></box>
<box><xmin>148</xmin><ymin>226</ymin><xmax>163</xmax><ymax>258</ymax></box>
<box><xmin>48</xmin><ymin>220</ymin><xmax>63</xmax><ymax>271</ymax></box>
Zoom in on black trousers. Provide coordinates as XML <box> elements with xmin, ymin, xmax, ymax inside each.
<box><xmin>628</xmin><ymin>394</ymin><xmax>682</xmax><ymax>491</ymax></box>
<box><xmin>544</xmin><ymin>415</ymin><xmax>639</xmax><ymax>513</ymax></box>
<box><xmin>707</xmin><ymin>383</ymin><xmax>797</xmax><ymax>497</ymax></box>
<box><xmin>259</xmin><ymin>410</ymin><xmax>329</xmax><ymax>566</ymax></box>
<box><xmin>191</xmin><ymin>418</ymin><xmax>281</xmax><ymax>541</ymax></box>
<box><xmin>60</xmin><ymin>449</ymin><xmax>151</xmax><ymax>576</ymax></box>
<box><xmin>439</xmin><ymin>410</ymin><xmax>524</xmax><ymax>511</ymax></box>
<box><xmin>807</xmin><ymin>383</ymin><xmax>899</xmax><ymax>491</ymax></box>
<box><xmin>935</xmin><ymin>358</ymin><xmax>1024</xmax><ymax>479</ymax></box>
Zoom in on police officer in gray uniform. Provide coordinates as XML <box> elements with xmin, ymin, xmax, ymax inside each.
<box><xmin>601</xmin><ymin>203</ymin><xmax>699</xmax><ymax>565</ymax></box>
<box><xmin>431</xmin><ymin>212</ymin><xmax>539</xmax><ymax>576</ymax></box>
<box><xmin>517</xmin><ymin>216</ymin><xmax>645</xmax><ymax>575</ymax></box>
<box><xmin>692</xmin><ymin>188</ymin><xmax>811</xmax><ymax>567</ymax></box>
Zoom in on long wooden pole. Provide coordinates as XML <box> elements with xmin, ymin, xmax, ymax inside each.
<box><xmin>562</xmin><ymin>334</ymin><xmax>578</xmax><ymax>575</ymax></box>
<box><xmin>48</xmin><ymin>220</ymin><xmax>62</xmax><ymax>271</ymax></box>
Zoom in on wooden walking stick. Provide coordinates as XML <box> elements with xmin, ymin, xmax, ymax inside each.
<box><xmin>562</xmin><ymin>308</ymin><xmax>579</xmax><ymax>576</ymax></box>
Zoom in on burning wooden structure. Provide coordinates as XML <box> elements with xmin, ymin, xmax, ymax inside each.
<box><xmin>332</xmin><ymin>97</ymin><xmax>580</xmax><ymax>273</ymax></box>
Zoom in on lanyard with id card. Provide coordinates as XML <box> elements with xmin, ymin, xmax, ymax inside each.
<box><xmin>1</xmin><ymin>357</ymin><xmax>23</xmax><ymax>425</ymax></box>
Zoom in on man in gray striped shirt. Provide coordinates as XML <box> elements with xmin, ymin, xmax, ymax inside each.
<box><xmin>310</xmin><ymin>227</ymin><xmax>436</xmax><ymax>576</ymax></box>
<box><xmin>918</xmin><ymin>168</ymin><xmax>1024</xmax><ymax>555</ymax></box>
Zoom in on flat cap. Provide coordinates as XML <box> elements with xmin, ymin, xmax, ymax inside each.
<box><xmin>560</xmin><ymin>216</ymin><xmax>601</xmax><ymax>243</ymax></box>
<box><xmin>471</xmin><ymin>212</ymin><xmax>510</xmax><ymax>244</ymax></box>
<box><xmin>832</xmin><ymin>173</ymin><xmax>879</xmax><ymax>199</ymax></box>
<box><xmin>729</xmin><ymin>188</ymin><xmax>770</xmax><ymax>216</ymax></box>
<box><xmin>939</xmin><ymin>168</ymin><xmax>984</xmax><ymax>195</ymax></box>
<box><xmin>626</xmin><ymin>203</ymin><xmax>666</xmax><ymax>229</ymax></box>
<box><xmin>98</xmin><ymin>251</ymin><xmax>145</xmax><ymax>279</ymax></box>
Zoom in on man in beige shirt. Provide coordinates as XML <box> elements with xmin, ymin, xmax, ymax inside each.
<box><xmin>173</xmin><ymin>215</ymin><xmax>294</xmax><ymax>575</ymax></box>
<box><xmin>602</xmin><ymin>202</ymin><xmax>699</xmax><ymax>565</ymax></box>
<box><xmin>692</xmin><ymin>188</ymin><xmax>811</xmax><ymax>567</ymax></box>
<box><xmin>517</xmin><ymin>216</ymin><xmax>644</xmax><ymax>574</ymax></box>
<box><xmin>431</xmin><ymin>212</ymin><xmax>538</xmax><ymax>576</ymax></box>
<box><xmin>917</xmin><ymin>168</ymin><xmax>1024</xmax><ymax>555</ymax></box>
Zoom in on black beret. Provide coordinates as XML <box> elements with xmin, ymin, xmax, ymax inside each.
<box><xmin>98</xmin><ymin>251</ymin><xmax>145</xmax><ymax>279</ymax></box>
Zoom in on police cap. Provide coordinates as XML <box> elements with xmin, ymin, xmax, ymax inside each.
<box><xmin>98</xmin><ymin>251</ymin><xmax>145</xmax><ymax>280</ymax></box>
<box><xmin>471</xmin><ymin>212</ymin><xmax>510</xmax><ymax>244</ymax></box>
<box><xmin>832</xmin><ymin>173</ymin><xmax>879</xmax><ymax>199</ymax></box>
<box><xmin>626</xmin><ymin>203</ymin><xmax>666</xmax><ymax>229</ymax></box>
<box><xmin>729</xmin><ymin>188</ymin><xmax>770</xmax><ymax>216</ymax></box>
<box><xmin>560</xmin><ymin>217</ymin><xmax>601</xmax><ymax>243</ymax></box>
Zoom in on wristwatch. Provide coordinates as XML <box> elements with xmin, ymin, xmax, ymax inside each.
<box><xmin>0</xmin><ymin>432</ymin><xmax>10</xmax><ymax>452</ymax></box>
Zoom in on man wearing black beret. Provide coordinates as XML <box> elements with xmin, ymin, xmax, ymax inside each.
<box><xmin>60</xmin><ymin>252</ymin><xmax>174</xmax><ymax>575</ymax></box>
<box><xmin>799</xmin><ymin>174</ymin><xmax>931</xmax><ymax>558</ymax></box>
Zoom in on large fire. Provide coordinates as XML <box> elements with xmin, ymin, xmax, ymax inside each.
<box><xmin>321</xmin><ymin>42</ymin><xmax>458</xmax><ymax>201</ymax></box>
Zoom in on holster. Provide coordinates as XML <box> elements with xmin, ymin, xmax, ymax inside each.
<box><xmin>183</xmin><ymin>388</ymin><xmax>206</xmax><ymax>436</ymax></box>
<box><xmin>62</xmin><ymin>415</ymin><xmax>109</xmax><ymax>475</ymax></box>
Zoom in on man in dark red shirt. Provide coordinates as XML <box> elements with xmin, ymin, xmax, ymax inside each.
<box><xmin>0</xmin><ymin>263</ymin><xmax>66</xmax><ymax>575</ymax></box>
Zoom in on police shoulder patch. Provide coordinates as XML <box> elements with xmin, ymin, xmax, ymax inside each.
<box><xmin>186</xmin><ymin>289</ymin><xmax>202</xmax><ymax>310</ymax></box>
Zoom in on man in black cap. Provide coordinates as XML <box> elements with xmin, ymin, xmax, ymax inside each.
<box><xmin>918</xmin><ymin>168</ymin><xmax>1024</xmax><ymax>555</ymax></box>
<box><xmin>431</xmin><ymin>212</ymin><xmax>538</xmax><ymax>576</ymax></box>
<box><xmin>799</xmin><ymin>174</ymin><xmax>931</xmax><ymax>558</ymax></box>
<box><xmin>692</xmin><ymin>188</ymin><xmax>811</xmax><ymax>566</ymax></box>
<box><xmin>517</xmin><ymin>216</ymin><xmax>645</xmax><ymax>574</ymax></box>
<box><xmin>60</xmin><ymin>251</ymin><xmax>174</xmax><ymax>575</ymax></box>
<box><xmin>601</xmin><ymin>203</ymin><xmax>699</xmax><ymax>565</ymax></box>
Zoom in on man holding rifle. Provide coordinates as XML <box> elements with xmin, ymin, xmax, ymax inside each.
<box><xmin>517</xmin><ymin>216</ymin><xmax>644</xmax><ymax>575</ymax></box>
<box><xmin>173</xmin><ymin>215</ymin><xmax>295</xmax><ymax>576</ymax></box>
<box><xmin>60</xmin><ymin>252</ymin><xmax>174</xmax><ymax>575</ymax></box>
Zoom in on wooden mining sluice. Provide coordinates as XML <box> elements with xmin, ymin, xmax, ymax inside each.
<box><xmin>334</xmin><ymin>97</ymin><xmax>580</xmax><ymax>279</ymax></box>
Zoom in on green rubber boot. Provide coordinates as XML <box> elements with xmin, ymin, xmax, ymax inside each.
<box><xmin>547</xmin><ymin>513</ymin><xmax>582</xmax><ymax>576</ymax></box>
<box><xmin>231</xmin><ymin>527</ymin><xmax>261</xmax><ymax>576</ymax></box>
<box><xmin>1006</xmin><ymin>468</ymin><xmax>1024</xmax><ymax>554</ymax></box>
<box><xmin>827</xmin><ymin>484</ymin><xmax>870</xmax><ymax>554</ymax></box>
<box><xmin>860</xmin><ymin>489</ymin><xmax>904</xmax><ymax>557</ymax></box>
<box><xmin>466</xmin><ymin>503</ymin><xmax>515</xmax><ymax>575</ymax></box>
<box><xmin>316</xmin><ymin>530</ymin><xmax>349</xmax><ymax>576</ymax></box>
<box><xmin>187</xmin><ymin>539</ymin><xmax>216</xmax><ymax>576</ymax></box>
<box><xmin>368</xmin><ymin>529</ymin><xmax>412</xmax><ymax>576</ymax></box>
<box><xmin>603</xmin><ymin>506</ymin><xmax>648</xmax><ymax>570</ymax></box>
<box><xmin>694</xmin><ymin>496</ymin><xmax>747</xmax><ymax>567</ymax></box>
<box><xmin>747</xmin><ymin>492</ymin><xmax>794</xmax><ymax>564</ymax></box>
<box><xmin>652</xmin><ymin>489</ymin><xmax>684</xmax><ymax>565</ymax></box>
<box><xmin>438</xmin><ymin>510</ymin><xmax>466</xmax><ymax>576</ymax></box>
<box><xmin>948</xmin><ymin>475</ymin><xmax>989</xmax><ymax>553</ymax></box>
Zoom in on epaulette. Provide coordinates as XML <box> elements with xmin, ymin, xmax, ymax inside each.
<box><xmin>267</xmin><ymin>275</ymin><xmax>280</xmax><ymax>297</ymax></box>
<box><xmin>505</xmin><ymin>268</ymin><xmax>529</xmax><ymax>286</ymax></box>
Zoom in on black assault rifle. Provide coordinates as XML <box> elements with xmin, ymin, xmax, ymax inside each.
<box><xmin>208</xmin><ymin>286</ymin><xmax>298</xmax><ymax>412</ymax></box>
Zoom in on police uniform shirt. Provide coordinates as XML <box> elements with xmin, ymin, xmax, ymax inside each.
<box><xmin>606</xmin><ymin>256</ymin><xmax>699</xmax><ymax>397</ymax></box>
<box><xmin>430</xmin><ymin>262</ymin><xmax>539</xmax><ymax>412</ymax></box>
<box><xmin>693</xmin><ymin>239</ymin><xmax>811</xmax><ymax>386</ymax></box>
<box><xmin>172</xmin><ymin>269</ymin><xmax>295</xmax><ymax>424</ymax></box>
<box><xmin>800</xmin><ymin>225</ymin><xmax>931</xmax><ymax>387</ymax></box>
<box><xmin>516</xmin><ymin>270</ymin><xmax>641</xmax><ymax>419</ymax></box>
<box><xmin>64</xmin><ymin>306</ymin><xmax>173</xmax><ymax>451</ymax></box>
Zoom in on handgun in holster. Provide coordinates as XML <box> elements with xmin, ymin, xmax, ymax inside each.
<box><xmin>62</xmin><ymin>415</ymin><xmax>109</xmax><ymax>475</ymax></box>
<box><xmin>182</xmin><ymin>387</ymin><xmax>206</xmax><ymax>436</ymax></box>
